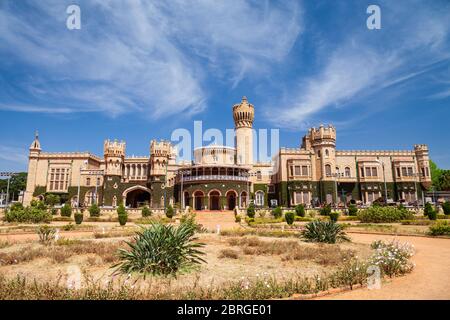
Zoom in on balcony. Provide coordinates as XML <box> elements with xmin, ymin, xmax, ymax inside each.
<box><xmin>182</xmin><ymin>175</ymin><xmax>248</xmax><ymax>182</ymax></box>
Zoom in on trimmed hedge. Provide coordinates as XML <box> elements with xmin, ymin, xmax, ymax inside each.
<box><xmin>428</xmin><ymin>221</ymin><xmax>450</xmax><ymax>236</ymax></box>
<box><xmin>4</xmin><ymin>206</ymin><xmax>51</xmax><ymax>223</ymax></box>
<box><xmin>357</xmin><ymin>206</ymin><xmax>413</xmax><ymax>223</ymax></box>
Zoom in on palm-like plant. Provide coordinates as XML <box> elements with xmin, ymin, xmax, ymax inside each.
<box><xmin>301</xmin><ymin>220</ymin><xmax>350</xmax><ymax>244</ymax></box>
<box><xmin>113</xmin><ymin>221</ymin><xmax>205</xmax><ymax>277</ymax></box>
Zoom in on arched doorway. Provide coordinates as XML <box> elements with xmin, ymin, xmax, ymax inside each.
<box><xmin>209</xmin><ymin>190</ymin><xmax>220</xmax><ymax>210</ymax></box>
<box><xmin>226</xmin><ymin>190</ymin><xmax>237</xmax><ymax>210</ymax></box>
<box><xmin>193</xmin><ymin>190</ymin><xmax>204</xmax><ymax>211</ymax></box>
<box><xmin>123</xmin><ymin>186</ymin><xmax>151</xmax><ymax>208</ymax></box>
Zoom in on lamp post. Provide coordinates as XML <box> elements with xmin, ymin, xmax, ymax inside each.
<box><xmin>180</xmin><ymin>169</ymin><xmax>190</xmax><ymax>210</ymax></box>
<box><xmin>0</xmin><ymin>172</ymin><xmax>20</xmax><ymax>208</ymax></box>
<box><xmin>76</xmin><ymin>160</ymin><xmax>88</xmax><ymax>209</ymax></box>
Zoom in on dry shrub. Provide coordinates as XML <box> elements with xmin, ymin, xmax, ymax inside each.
<box><xmin>0</xmin><ymin>241</ymin><xmax>125</xmax><ymax>266</ymax></box>
<box><xmin>218</xmin><ymin>249</ymin><xmax>240</xmax><ymax>259</ymax></box>
<box><xmin>283</xmin><ymin>245</ymin><xmax>355</xmax><ymax>266</ymax></box>
<box><xmin>227</xmin><ymin>236</ymin><xmax>354</xmax><ymax>266</ymax></box>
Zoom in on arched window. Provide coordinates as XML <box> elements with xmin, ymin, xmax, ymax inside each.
<box><xmin>256</xmin><ymin>171</ymin><xmax>262</xmax><ymax>181</ymax></box>
<box><xmin>325</xmin><ymin>149</ymin><xmax>329</xmax><ymax>157</ymax></box>
<box><xmin>325</xmin><ymin>164</ymin><xmax>332</xmax><ymax>177</ymax></box>
<box><xmin>255</xmin><ymin>191</ymin><xmax>264</xmax><ymax>206</ymax></box>
<box><xmin>345</xmin><ymin>167</ymin><xmax>351</xmax><ymax>177</ymax></box>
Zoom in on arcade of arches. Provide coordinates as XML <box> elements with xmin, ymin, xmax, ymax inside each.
<box><xmin>189</xmin><ymin>189</ymin><xmax>248</xmax><ymax>211</ymax></box>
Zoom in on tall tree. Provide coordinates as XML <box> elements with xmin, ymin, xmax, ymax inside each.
<box><xmin>0</xmin><ymin>172</ymin><xmax>27</xmax><ymax>201</ymax></box>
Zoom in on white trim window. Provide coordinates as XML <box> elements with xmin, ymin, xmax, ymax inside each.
<box><xmin>255</xmin><ymin>191</ymin><xmax>264</xmax><ymax>206</ymax></box>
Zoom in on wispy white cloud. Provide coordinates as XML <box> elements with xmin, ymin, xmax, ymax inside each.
<box><xmin>0</xmin><ymin>0</ymin><xmax>302</xmax><ymax>118</ymax></box>
<box><xmin>268</xmin><ymin>1</ymin><xmax>450</xmax><ymax>129</ymax></box>
<box><xmin>0</xmin><ymin>145</ymin><xmax>28</xmax><ymax>164</ymax></box>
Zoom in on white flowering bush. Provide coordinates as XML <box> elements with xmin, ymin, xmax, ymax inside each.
<box><xmin>370</xmin><ymin>240</ymin><xmax>414</xmax><ymax>277</ymax></box>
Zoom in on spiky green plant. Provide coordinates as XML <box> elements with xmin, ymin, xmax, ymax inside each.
<box><xmin>37</xmin><ymin>225</ymin><xmax>56</xmax><ymax>244</ymax></box>
<box><xmin>113</xmin><ymin>221</ymin><xmax>205</xmax><ymax>277</ymax></box>
<box><xmin>300</xmin><ymin>220</ymin><xmax>350</xmax><ymax>244</ymax></box>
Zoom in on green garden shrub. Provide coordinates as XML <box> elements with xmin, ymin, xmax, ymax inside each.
<box><xmin>141</xmin><ymin>206</ymin><xmax>152</xmax><ymax>217</ymax></box>
<box><xmin>44</xmin><ymin>194</ymin><xmax>60</xmax><ymax>207</ymax></box>
<box><xmin>428</xmin><ymin>220</ymin><xmax>450</xmax><ymax>236</ymax></box>
<box><xmin>357</xmin><ymin>206</ymin><xmax>413</xmax><ymax>223</ymax></box>
<box><xmin>74</xmin><ymin>212</ymin><xmax>83</xmax><ymax>225</ymax></box>
<box><xmin>320</xmin><ymin>204</ymin><xmax>332</xmax><ymax>216</ymax></box>
<box><xmin>284</xmin><ymin>211</ymin><xmax>295</xmax><ymax>225</ymax></box>
<box><xmin>424</xmin><ymin>202</ymin><xmax>434</xmax><ymax>217</ymax></box>
<box><xmin>442</xmin><ymin>201</ymin><xmax>450</xmax><ymax>215</ymax></box>
<box><xmin>294</xmin><ymin>204</ymin><xmax>305</xmax><ymax>217</ymax></box>
<box><xmin>4</xmin><ymin>205</ymin><xmax>51</xmax><ymax>223</ymax></box>
<box><xmin>247</xmin><ymin>202</ymin><xmax>255</xmax><ymax>218</ymax></box>
<box><xmin>51</xmin><ymin>208</ymin><xmax>58</xmax><ymax>215</ymax></box>
<box><xmin>166</xmin><ymin>205</ymin><xmax>174</xmax><ymax>219</ymax></box>
<box><xmin>36</xmin><ymin>225</ymin><xmax>56</xmax><ymax>244</ymax></box>
<box><xmin>235</xmin><ymin>215</ymin><xmax>242</xmax><ymax>223</ymax></box>
<box><xmin>88</xmin><ymin>203</ymin><xmax>100</xmax><ymax>217</ymax></box>
<box><xmin>428</xmin><ymin>209</ymin><xmax>437</xmax><ymax>221</ymax></box>
<box><xmin>113</xmin><ymin>221</ymin><xmax>205</xmax><ymax>276</ymax></box>
<box><xmin>60</xmin><ymin>203</ymin><xmax>72</xmax><ymax>217</ymax></box>
<box><xmin>329</xmin><ymin>212</ymin><xmax>339</xmax><ymax>222</ymax></box>
<box><xmin>272</xmin><ymin>206</ymin><xmax>282</xmax><ymax>219</ymax></box>
<box><xmin>348</xmin><ymin>204</ymin><xmax>358</xmax><ymax>216</ymax></box>
<box><xmin>300</xmin><ymin>220</ymin><xmax>350</xmax><ymax>244</ymax></box>
<box><xmin>117</xmin><ymin>204</ymin><xmax>127</xmax><ymax>226</ymax></box>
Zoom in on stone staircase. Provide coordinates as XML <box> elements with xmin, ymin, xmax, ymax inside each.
<box><xmin>194</xmin><ymin>210</ymin><xmax>238</xmax><ymax>231</ymax></box>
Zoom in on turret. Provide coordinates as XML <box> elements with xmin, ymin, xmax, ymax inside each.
<box><xmin>233</xmin><ymin>96</ymin><xmax>254</xmax><ymax>165</ymax></box>
<box><xmin>104</xmin><ymin>139</ymin><xmax>125</xmax><ymax>176</ymax></box>
<box><xmin>414</xmin><ymin>144</ymin><xmax>432</xmax><ymax>189</ymax></box>
<box><xmin>150</xmin><ymin>140</ymin><xmax>174</xmax><ymax>176</ymax></box>
<box><xmin>24</xmin><ymin>131</ymin><xmax>42</xmax><ymax>205</ymax></box>
<box><xmin>307</xmin><ymin>125</ymin><xmax>337</xmax><ymax>180</ymax></box>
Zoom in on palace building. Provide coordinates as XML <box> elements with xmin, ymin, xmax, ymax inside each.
<box><xmin>23</xmin><ymin>97</ymin><xmax>432</xmax><ymax>209</ymax></box>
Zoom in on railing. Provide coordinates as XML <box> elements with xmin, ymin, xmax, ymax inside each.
<box><xmin>183</xmin><ymin>175</ymin><xmax>248</xmax><ymax>182</ymax></box>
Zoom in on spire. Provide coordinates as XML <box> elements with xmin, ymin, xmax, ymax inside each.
<box><xmin>30</xmin><ymin>130</ymin><xmax>41</xmax><ymax>151</ymax></box>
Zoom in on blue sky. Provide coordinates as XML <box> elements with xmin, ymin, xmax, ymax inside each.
<box><xmin>0</xmin><ymin>0</ymin><xmax>449</xmax><ymax>172</ymax></box>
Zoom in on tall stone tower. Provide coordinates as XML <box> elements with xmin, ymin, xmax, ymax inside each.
<box><xmin>414</xmin><ymin>144</ymin><xmax>432</xmax><ymax>189</ymax></box>
<box><xmin>308</xmin><ymin>125</ymin><xmax>337</xmax><ymax>181</ymax></box>
<box><xmin>104</xmin><ymin>139</ymin><xmax>125</xmax><ymax>176</ymax></box>
<box><xmin>233</xmin><ymin>96</ymin><xmax>254</xmax><ymax>165</ymax></box>
<box><xmin>23</xmin><ymin>131</ymin><xmax>41</xmax><ymax>205</ymax></box>
<box><xmin>150</xmin><ymin>140</ymin><xmax>173</xmax><ymax>176</ymax></box>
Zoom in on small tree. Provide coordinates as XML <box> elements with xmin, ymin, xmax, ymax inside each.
<box><xmin>272</xmin><ymin>206</ymin><xmax>282</xmax><ymax>219</ymax></box>
<box><xmin>45</xmin><ymin>194</ymin><xmax>60</xmax><ymax>207</ymax></box>
<box><xmin>348</xmin><ymin>204</ymin><xmax>358</xmax><ymax>216</ymax></box>
<box><xmin>60</xmin><ymin>203</ymin><xmax>72</xmax><ymax>217</ymax></box>
<box><xmin>89</xmin><ymin>203</ymin><xmax>100</xmax><ymax>217</ymax></box>
<box><xmin>424</xmin><ymin>202</ymin><xmax>434</xmax><ymax>217</ymax></box>
<box><xmin>75</xmin><ymin>211</ymin><xmax>84</xmax><ymax>225</ymax></box>
<box><xmin>284</xmin><ymin>211</ymin><xmax>295</xmax><ymax>225</ymax></box>
<box><xmin>295</xmin><ymin>204</ymin><xmax>305</xmax><ymax>217</ymax></box>
<box><xmin>329</xmin><ymin>212</ymin><xmax>339</xmax><ymax>222</ymax></box>
<box><xmin>117</xmin><ymin>204</ymin><xmax>127</xmax><ymax>226</ymax></box>
<box><xmin>320</xmin><ymin>204</ymin><xmax>332</xmax><ymax>216</ymax></box>
<box><xmin>246</xmin><ymin>202</ymin><xmax>255</xmax><ymax>218</ymax></box>
<box><xmin>442</xmin><ymin>201</ymin><xmax>450</xmax><ymax>215</ymax></box>
<box><xmin>166</xmin><ymin>205</ymin><xmax>174</xmax><ymax>219</ymax></box>
<box><xmin>142</xmin><ymin>206</ymin><xmax>152</xmax><ymax>217</ymax></box>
